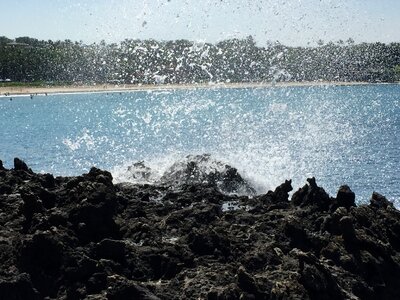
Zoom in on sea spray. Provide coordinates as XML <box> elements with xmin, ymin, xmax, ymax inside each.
<box><xmin>1</xmin><ymin>85</ymin><xmax>399</xmax><ymax>205</ymax></box>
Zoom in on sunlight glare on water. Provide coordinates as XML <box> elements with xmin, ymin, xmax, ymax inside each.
<box><xmin>0</xmin><ymin>84</ymin><xmax>398</xmax><ymax>205</ymax></box>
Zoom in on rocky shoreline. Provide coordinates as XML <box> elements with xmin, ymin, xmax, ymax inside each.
<box><xmin>1</xmin><ymin>157</ymin><xmax>400</xmax><ymax>299</ymax></box>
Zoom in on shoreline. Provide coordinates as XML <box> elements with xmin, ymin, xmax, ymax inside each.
<box><xmin>0</xmin><ymin>81</ymin><xmax>386</xmax><ymax>97</ymax></box>
<box><xmin>0</xmin><ymin>157</ymin><xmax>399</xmax><ymax>299</ymax></box>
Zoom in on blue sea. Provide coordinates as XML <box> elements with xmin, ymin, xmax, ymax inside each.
<box><xmin>1</xmin><ymin>84</ymin><xmax>399</xmax><ymax>205</ymax></box>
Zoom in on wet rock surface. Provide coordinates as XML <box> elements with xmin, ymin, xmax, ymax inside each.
<box><xmin>1</xmin><ymin>158</ymin><xmax>400</xmax><ymax>299</ymax></box>
<box><xmin>126</xmin><ymin>154</ymin><xmax>256</xmax><ymax>196</ymax></box>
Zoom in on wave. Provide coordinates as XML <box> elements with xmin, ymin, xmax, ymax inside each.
<box><xmin>112</xmin><ymin>154</ymin><xmax>256</xmax><ymax>196</ymax></box>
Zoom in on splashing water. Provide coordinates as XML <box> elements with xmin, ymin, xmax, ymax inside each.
<box><xmin>0</xmin><ymin>84</ymin><xmax>399</xmax><ymax>205</ymax></box>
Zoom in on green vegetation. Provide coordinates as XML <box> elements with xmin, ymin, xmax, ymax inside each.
<box><xmin>394</xmin><ymin>65</ymin><xmax>400</xmax><ymax>81</ymax></box>
<box><xmin>1</xmin><ymin>36</ymin><xmax>400</xmax><ymax>84</ymax></box>
<box><xmin>0</xmin><ymin>81</ymin><xmax>45</xmax><ymax>87</ymax></box>
<box><xmin>0</xmin><ymin>81</ymin><xmax>74</xmax><ymax>87</ymax></box>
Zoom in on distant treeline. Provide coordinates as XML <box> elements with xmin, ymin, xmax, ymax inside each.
<box><xmin>1</xmin><ymin>35</ymin><xmax>400</xmax><ymax>84</ymax></box>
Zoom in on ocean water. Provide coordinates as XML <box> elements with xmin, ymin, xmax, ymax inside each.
<box><xmin>0</xmin><ymin>84</ymin><xmax>399</xmax><ymax>205</ymax></box>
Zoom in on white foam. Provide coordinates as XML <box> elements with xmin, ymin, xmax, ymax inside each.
<box><xmin>112</xmin><ymin>152</ymin><xmax>183</xmax><ymax>184</ymax></box>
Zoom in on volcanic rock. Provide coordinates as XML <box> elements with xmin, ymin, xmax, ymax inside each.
<box><xmin>0</xmin><ymin>157</ymin><xmax>399</xmax><ymax>299</ymax></box>
<box><xmin>336</xmin><ymin>185</ymin><xmax>356</xmax><ymax>209</ymax></box>
<box><xmin>370</xmin><ymin>191</ymin><xmax>394</xmax><ymax>209</ymax></box>
<box><xmin>13</xmin><ymin>157</ymin><xmax>31</xmax><ymax>172</ymax></box>
<box><xmin>160</xmin><ymin>154</ymin><xmax>256</xmax><ymax>195</ymax></box>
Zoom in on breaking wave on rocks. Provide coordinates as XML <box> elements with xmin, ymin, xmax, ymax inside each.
<box><xmin>1</xmin><ymin>85</ymin><xmax>399</xmax><ymax>204</ymax></box>
<box><xmin>1</xmin><ymin>156</ymin><xmax>400</xmax><ymax>299</ymax></box>
<box><xmin>112</xmin><ymin>154</ymin><xmax>256</xmax><ymax>196</ymax></box>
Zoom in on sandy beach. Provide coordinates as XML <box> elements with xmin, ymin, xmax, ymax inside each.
<box><xmin>0</xmin><ymin>81</ymin><xmax>375</xmax><ymax>97</ymax></box>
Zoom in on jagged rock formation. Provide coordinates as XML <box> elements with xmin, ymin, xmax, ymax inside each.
<box><xmin>0</xmin><ymin>157</ymin><xmax>399</xmax><ymax>299</ymax></box>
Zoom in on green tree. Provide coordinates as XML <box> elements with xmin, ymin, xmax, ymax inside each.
<box><xmin>394</xmin><ymin>65</ymin><xmax>400</xmax><ymax>81</ymax></box>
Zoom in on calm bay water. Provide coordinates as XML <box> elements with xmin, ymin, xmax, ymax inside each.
<box><xmin>0</xmin><ymin>84</ymin><xmax>399</xmax><ymax>205</ymax></box>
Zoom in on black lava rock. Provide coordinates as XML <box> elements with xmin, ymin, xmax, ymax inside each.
<box><xmin>13</xmin><ymin>157</ymin><xmax>31</xmax><ymax>173</ymax></box>
<box><xmin>336</xmin><ymin>185</ymin><xmax>356</xmax><ymax>209</ymax></box>
<box><xmin>0</xmin><ymin>158</ymin><xmax>399</xmax><ymax>299</ymax></box>
<box><xmin>370</xmin><ymin>191</ymin><xmax>394</xmax><ymax>209</ymax></box>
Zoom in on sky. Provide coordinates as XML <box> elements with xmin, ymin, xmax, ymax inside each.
<box><xmin>1</xmin><ymin>0</ymin><xmax>400</xmax><ymax>46</ymax></box>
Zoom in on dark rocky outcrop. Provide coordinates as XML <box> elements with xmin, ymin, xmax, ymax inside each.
<box><xmin>13</xmin><ymin>157</ymin><xmax>32</xmax><ymax>173</ymax></box>
<box><xmin>0</xmin><ymin>157</ymin><xmax>399</xmax><ymax>299</ymax></box>
<box><xmin>160</xmin><ymin>154</ymin><xmax>256</xmax><ymax>195</ymax></box>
